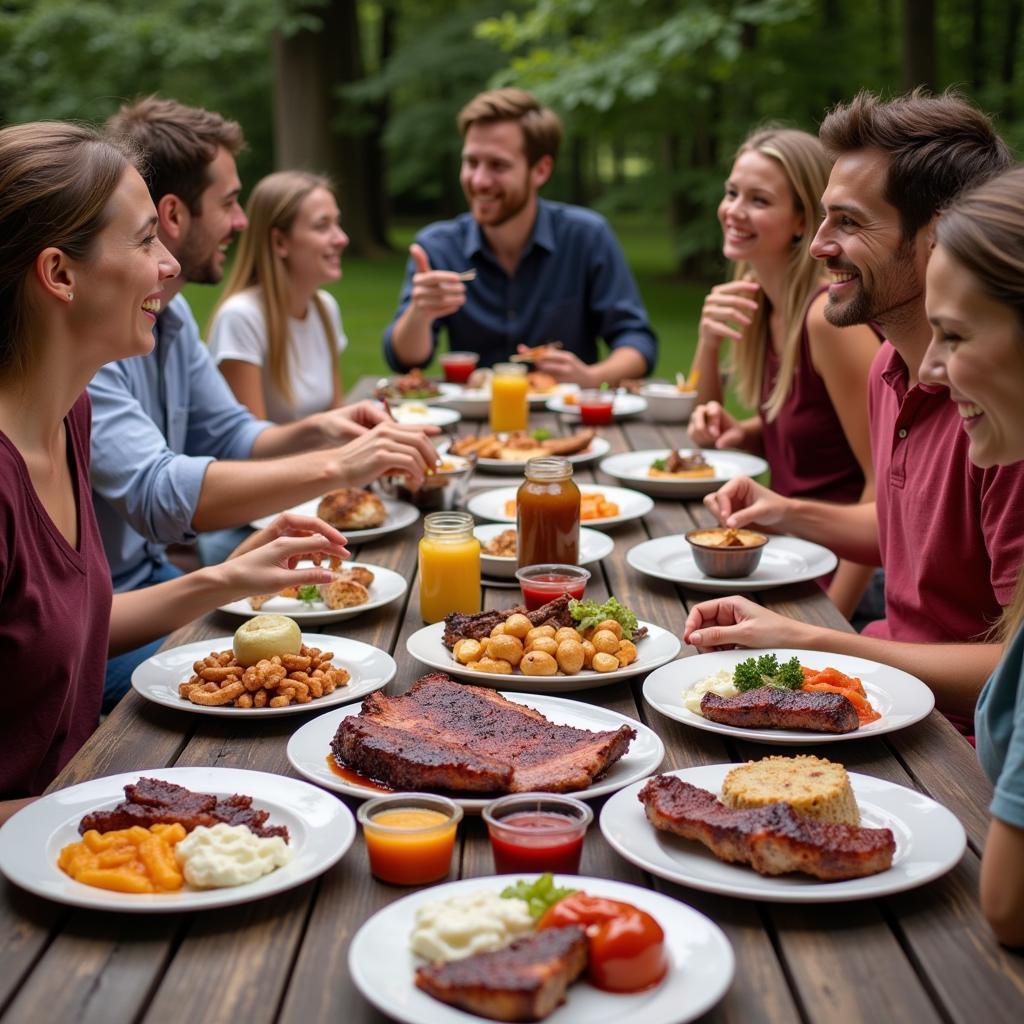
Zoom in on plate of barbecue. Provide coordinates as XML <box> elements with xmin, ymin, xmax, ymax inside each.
<box><xmin>443</xmin><ymin>431</ymin><xmax>610</xmax><ymax>473</ymax></box>
<box><xmin>286</xmin><ymin>673</ymin><xmax>665</xmax><ymax>810</ymax></box>
<box><xmin>600</xmin><ymin>763</ymin><xmax>966</xmax><ymax>902</ymax></box>
<box><xmin>216</xmin><ymin>561</ymin><xmax>408</xmax><ymax>625</ymax></box>
<box><xmin>407</xmin><ymin>597</ymin><xmax>681</xmax><ymax>693</ymax></box>
<box><xmin>642</xmin><ymin>648</ymin><xmax>934</xmax><ymax>744</ymax></box>
<box><xmin>627</xmin><ymin>535</ymin><xmax>837</xmax><ymax>592</ymax></box>
<box><xmin>599</xmin><ymin>448</ymin><xmax>769</xmax><ymax>498</ymax></box>
<box><xmin>0</xmin><ymin>767</ymin><xmax>355</xmax><ymax>912</ymax></box>
<box><xmin>348</xmin><ymin>874</ymin><xmax>734</xmax><ymax>1024</ymax></box>
<box><xmin>467</xmin><ymin>484</ymin><xmax>654</xmax><ymax>529</ymax></box>
<box><xmin>475</xmin><ymin>525</ymin><xmax>613</xmax><ymax>580</ymax></box>
<box><xmin>250</xmin><ymin>494</ymin><xmax>420</xmax><ymax>540</ymax></box>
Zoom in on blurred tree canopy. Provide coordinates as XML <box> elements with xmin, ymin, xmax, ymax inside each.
<box><xmin>1</xmin><ymin>0</ymin><xmax>1021</xmax><ymax>274</ymax></box>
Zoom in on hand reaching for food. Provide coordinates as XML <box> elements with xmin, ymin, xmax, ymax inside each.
<box><xmin>335</xmin><ymin>421</ymin><xmax>440</xmax><ymax>489</ymax></box>
<box><xmin>704</xmin><ymin>476</ymin><xmax>790</xmax><ymax>530</ymax></box>
<box><xmin>218</xmin><ymin>532</ymin><xmax>350</xmax><ymax>603</ymax></box>
<box><xmin>683</xmin><ymin>594</ymin><xmax>811</xmax><ymax>652</ymax></box>
<box><xmin>529</xmin><ymin>346</ymin><xmax>596</xmax><ymax>387</ymax></box>
<box><xmin>229</xmin><ymin>512</ymin><xmax>349</xmax><ymax>562</ymax></box>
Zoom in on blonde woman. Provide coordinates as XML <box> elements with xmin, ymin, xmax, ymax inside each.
<box><xmin>689</xmin><ymin>127</ymin><xmax>880</xmax><ymax>614</ymax></box>
<box><xmin>921</xmin><ymin>166</ymin><xmax>1024</xmax><ymax>946</ymax></box>
<box><xmin>209</xmin><ymin>171</ymin><xmax>348</xmax><ymax>421</ymax></box>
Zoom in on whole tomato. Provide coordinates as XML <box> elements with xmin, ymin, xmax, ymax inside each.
<box><xmin>537</xmin><ymin>893</ymin><xmax>667</xmax><ymax>993</ymax></box>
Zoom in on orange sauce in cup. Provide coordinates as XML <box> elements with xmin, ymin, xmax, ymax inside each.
<box><xmin>361</xmin><ymin>804</ymin><xmax>460</xmax><ymax>885</ymax></box>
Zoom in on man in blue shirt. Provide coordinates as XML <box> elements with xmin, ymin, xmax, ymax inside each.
<box><xmin>91</xmin><ymin>97</ymin><xmax>438</xmax><ymax>707</ymax></box>
<box><xmin>384</xmin><ymin>89</ymin><xmax>657</xmax><ymax>386</ymax></box>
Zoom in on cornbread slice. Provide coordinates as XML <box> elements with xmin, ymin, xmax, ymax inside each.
<box><xmin>721</xmin><ymin>756</ymin><xmax>860</xmax><ymax>825</ymax></box>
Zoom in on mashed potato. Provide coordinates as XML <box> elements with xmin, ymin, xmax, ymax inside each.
<box><xmin>175</xmin><ymin>823</ymin><xmax>292</xmax><ymax>889</ymax></box>
<box><xmin>683</xmin><ymin>669</ymin><xmax>739</xmax><ymax>716</ymax></box>
<box><xmin>410</xmin><ymin>891</ymin><xmax>534</xmax><ymax>962</ymax></box>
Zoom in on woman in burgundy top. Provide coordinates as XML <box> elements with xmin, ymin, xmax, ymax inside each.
<box><xmin>688</xmin><ymin>127</ymin><xmax>880</xmax><ymax>615</ymax></box>
<box><xmin>0</xmin><ymin>124</ymin><xmax>351</xmax><ymax>818</ymax></box>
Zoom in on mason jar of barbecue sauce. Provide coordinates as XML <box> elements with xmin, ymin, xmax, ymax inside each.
<box><xmin>419</xmin><ymin>511</ymin><xmax>481</xmax><ymax>623</ymax></box>
<box><xmin>516</xmin><ymin>457</ymin><xmax>581</xmax><ymax>568</ymax></box>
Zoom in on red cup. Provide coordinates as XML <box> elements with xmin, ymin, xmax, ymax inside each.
<box><xmin>483</xmin><ymin>794</ymin><xmax>592</xmax><ymax>874</ymax></box>
<box><xmin>440</xmin><ymin>351</ymin><xmax>479</xmax><ymax>384</ymax></box>
<box><xmin>514</xmin><ymin>564</ymin><xmax>591</xmax><ymax>611</ymax></box>
<box><xmin>577</xmin><ymin>389</ymin><xmax>614</xmax><ymax>425</ymax></box>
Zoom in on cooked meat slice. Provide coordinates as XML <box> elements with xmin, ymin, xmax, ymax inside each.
<box><xmin>319</xmin><ymin>579</ymin><xmax>370</xmax><ymax>609</ymax></box>
<box><xmin>700</xmin><ymin>689</ymin><xmax>860</xmax><ymax>733</ymax></box>
<box><xmin>338</xmin><ymin>566</ymin><xmax>374</xmax><ymax>588</ymax></box>
<box><xmin>443</xmin><ymin>596</ymin><xmax>574</xmax><ymax>649</ymax></box>
<box><xmin>638</xmin><ymin>774</ymin><xmax>894</xmax><ymax>880</ymax></box>
<box><xmin>316</xmin><ymin>488</ymin><xmax>386</xmax><ymax>530</ymax></box>
<box><xmin>79</xmin><ymin>778</ymin><xmax>289</xmax><ymax>841</ymax></box>
<box><xmin>332</xmin><ymin>674</ymin><xmax>635</xmax><ymax>794</ymax></box>
<box><xmin>541</xmin><ymin>429</ymin><xmax>595</xmax><ymax>457</ymax></box>
<box><xmin>416</xmin><ymin>925</ymin><xmax>587</xmax><ymax>1022</ymax></box>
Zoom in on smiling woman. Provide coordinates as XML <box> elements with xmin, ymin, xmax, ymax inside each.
<box><xmin>921</xmin><ymin>165</ymin><xmax>1024</xmax><ymax>947</ymax></box>
<box><xmin>208</xmin><ymin>171</ymin><xmax>350</xmax><ymax>423</ymax></box>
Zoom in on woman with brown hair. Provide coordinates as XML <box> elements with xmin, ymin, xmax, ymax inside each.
<box><xmin>921</xmin><ymin>164</ymin><xmax>1024</xmax><ymax>946</ymax></box>
<box><xmin>0</xmin><ymin>123</ymin><xmax>348</xmax><ymax>815</ymax></box>
<box><xmin>689</xmin><ymin>127</ymin><xmax>880</xmax><ymax>615</ymax></box>
<box><xmin>209</xmin><ymin>171</ymin><xmax>348</xmax><ymax>421</ymax></box>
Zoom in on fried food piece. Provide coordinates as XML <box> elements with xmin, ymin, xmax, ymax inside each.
<box><xmin>316</xmin><ymin>488</ymin><xmax>386</xmax><ymax>530</ymax></box>
<box><xmin>319</xmin><ymin>579</ymin><xmax>370</xmax><ymax>609</ymax></box>
<box><xmin>483</xmin><ymin>529</ymin><xmax>517</xmax><ymax>557</ymax></box>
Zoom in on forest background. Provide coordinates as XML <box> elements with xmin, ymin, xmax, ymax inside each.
<box><xmin>2</xmin><ymin>0</ymin><xmax>1022</xmax><ymax>387</ymax></box>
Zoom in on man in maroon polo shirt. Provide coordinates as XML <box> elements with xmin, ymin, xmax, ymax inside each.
<box><xmin>682</xmin><ymin>91</ymin><xmax>1020</xmax><ymax>730</ymax></box>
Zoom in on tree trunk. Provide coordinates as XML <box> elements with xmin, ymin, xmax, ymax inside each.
<box><xmin>902</xmin><ymin>0</ymin><xmax>937</xmax><ymax>90</ymax></box>
<box><xmin>272</xmin><ymin>1</ymin><xmax>389</xmax><ymax>256</ymax></box>
<box><xmin>970</xmin><ymin>0</ymin><xmax>985</xmax><ymax>90</ymax></box>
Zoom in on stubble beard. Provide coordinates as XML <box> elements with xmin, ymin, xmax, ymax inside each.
<box><xmin>824</xmin><ymin>238</ymin><xmax>921</xmax><ymax>329</ymax></box>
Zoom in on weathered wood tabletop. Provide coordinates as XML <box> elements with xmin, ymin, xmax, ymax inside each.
<box><xmin>1</xmin><ymin>377</ymin><xmax>1021</xmax><ymax>1024</ymax></box>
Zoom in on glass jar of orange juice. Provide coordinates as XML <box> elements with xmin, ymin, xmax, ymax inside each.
<box><xmin>419</xmin><ymin>511</ymin><xmax>481</xmax><ymax>623</ymax></box>
<box><xmin>517</xmin><ymin>456</ymin><xmax>581</xmax><ymax>567</ymax></box>
<box><xmin>490</xmin><ymin>362</ymin><xmax>529</xmax><ymax>433</ymax></box>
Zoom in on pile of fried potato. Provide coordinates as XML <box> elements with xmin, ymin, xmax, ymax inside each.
<box><xmin>452</xmin><ymin>614</ymin><xmax>638</xmax><ymax>677</ymax></box>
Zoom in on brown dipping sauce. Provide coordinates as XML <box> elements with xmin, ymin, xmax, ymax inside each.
<box><xmin>326</xmin><ymin>756</ymin><xmax>394</xmax><ymax>794</ymax></box>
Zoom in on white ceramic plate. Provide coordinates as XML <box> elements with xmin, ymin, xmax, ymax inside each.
<box><xmin>451</xmin><ymin>436</ymin><xmax>612</xmax><ymax>475</ymax></box>
<box><xmin>600</xmin><ymin>448</ymin><xmax>769</xmax><ymax>498</ymax></box>
<box><xmin>389</xmin><ymin>402</ymin><xmax>462</xmax><ymax>428</ymax></box>
<box><xmin>349</xmin><ymin>874</ymin><xmax>734</xmax><ymax>1024</ymax></box>
<box><xmin>642</xmin><ymin>648</ymin><xmax>934</xmax><ymax>744</ymax></box>
<box><xmin>467</xmin><ymin>484</ymin><xmax>654</xmax><ymax>529</ymax></box>
<box><xmin>376</xmin><ymin>380</ymin><xmax>463</xmax><ymax>405</ymax></box>
<box><xmin>406</xmin><ymin>621</ymin><xmax>681</xmax><ymax>693</ymax></box>
<box><xmin>474</xmin><ymin>524</ymin><xmax>614</xmax><ymax>580</ymax></box>
<box><xmin>0</xmin><ymin>767</ymin><xmax>355</xmax><ymax>913</ymax></box>
<box><xmin>437</xmin><ymin>383</ymin><xmax>576</xmax><ymax>418</ymax></box>
<box><xmin>600</xmin><ymin>765</ymin><xmax>965</xmax><ymax>903</ymax></box>
<box><xmin>216</xmin><ymin>561</ymin><xmax>408</xmax><ymax>625</ymax></box>
<box><xmin>250</xmin><ymin>495</ymin><xmax>419</xmax><ymax>540</ymax></box>
<box><xmin>287</xmin><ymin>692</ymin><xmax>665</xmax><ymax>811</ymax></box>
<box><xmin>132</xmin><ymin>633</ymin><xmax>397</xmax><ymax>718</ymax></box>
<box><xmin>627</xmin><ymin>535</ymin><xmax>838</xmax><ymax>592</ymax></box>
<box><xmin>547</xmin><ymin>393</ymin><xmax>648</xmax><ymax>419</ymax></box>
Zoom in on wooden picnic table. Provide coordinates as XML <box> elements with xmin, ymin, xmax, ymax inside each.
<box><xmin>1</xmin><ymin>375</ymin><xmax>1020</xmax><ymax>1024</ymax></box>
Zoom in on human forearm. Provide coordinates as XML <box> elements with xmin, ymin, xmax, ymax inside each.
<box><xmin>0</xmin><ymin>797</ymin><xmax>36</xmax><ymax>826</ymax></box>
<box><xmin>827</xmin><ymin>560</ymin><xmax>877</xmax><ymax>619</ymax></box>
<box><xmin>389</xmin><ymin>305</ymin><xmax>435</xmax><ymax>370</ymax></box>
<box><xmin>692</xmin><ymin>341</ymin><xmax>725</xmax><ymax>405</ymax></box>
<box><xmin>782</xmin><ymin>498</ymin><xmax>880</xmax><ymax>565</ymax></box>
<box><xmin>981</xmin><ymin>817</ymin><xmax>1024</xmax><ymax>947</ymax></box>
<box><xmin>591</xmin><ymin>346</ymin><xmax>647</xmax><ymax>387</ymax></box>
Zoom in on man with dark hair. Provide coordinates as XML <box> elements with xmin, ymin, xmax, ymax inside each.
<box><xmin>384</xmin><ymin>88</ymin><xmax>657</xmax><ymax>386</ymax></box>
<box><xmin>90</xmin><ymin>97</ymin><xmax>437</xmax><ymax>708</ymax></box>
<box><xmin>683</xmin><ymin>90</ymin><xmax>1024</xmax><ymax>733</ymax></box>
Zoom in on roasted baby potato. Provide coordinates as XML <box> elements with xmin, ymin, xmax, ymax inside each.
<box><xmin>453</xmin><ymin>638</ymin><xmax>484</xmax><ymax>664</ymax></box>
<box><xmin>555</xmin><ymin>639</ymin><xmax>585</xmax><ymax>675</ymax></box>
<box><xmin>520</xmin><ymin>651</ymin><xmax>559</xmax><ymax>676</ymax></box>
<box><xmin>504</xmin><ymin>613</ymin><xmax>532</xmax><ymax>639</ymax></box>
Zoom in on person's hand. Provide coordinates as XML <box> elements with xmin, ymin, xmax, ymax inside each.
<box><xmin>698</xmin><ymin>280</ymin><xmax>761</xmax><ymax>350</ymax></box>
<box><xmin>315</xmin><ymin>400</ymin><xmax>392</xmax><ymax>443</ymax></box>
<box><xmin>335</xmin><ymin>421</ymin><xmax>440</xmax><ymax>489</ymax></box>
<box><xmin>218</xmin><ymin>532</ymin><xmax>351</xmax><ymax>603</ymax></box>
<box><xmin>407</xmin><ymin>243</ymin><xmax>466</xmax><ymax>322</ymax></box>
<box><xmin>689</xmin><ymin>401</ymin><xmax>747</xmax><ymax>449</ymax></box>
<box><xmin>530</xmin><ymin>347</ymin><xmax>598</xmax><ymax>387</ymax></box>
<box><xmin>228</xmin><ymin>512</ymin><xmax>350</xmax><ymax>562</ymax></box>
<box><xmin>704</xmin><ymin>475</ymin><xmax>791</xmax><ymax>530</ymax></box>
<box><xmin>683</xmin><ymin>595</ymin><xmax>812</xmax><ymax>651</ymax></box>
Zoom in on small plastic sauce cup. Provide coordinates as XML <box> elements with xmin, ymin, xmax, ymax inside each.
<box><xmin>440</xmin><ymin>351</ymin><xmax>480</xmax><ymax>384</ymax></box>
<box><xmin>514</xmin><ymin>564</ymin><xmax>591</xmax><ymax>611</ymax></box>
<box><xmin>358</xmin><ymin>793</ymin><xmax>462</xmax><ymax>885</ymax></box>
<box><xmin>483</xmin><ymin>793</ymin><xmax>593</xmax><ymax>874</ymax></box>
<box><xmin>577</xmin><ymin>389</ymin><xmax>615</xmax><ymax>425</ymax></box>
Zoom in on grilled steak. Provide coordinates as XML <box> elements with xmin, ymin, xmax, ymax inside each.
<box><xmin>701</xmin><ymin>688</ymin><xmax>860</xmax><ymax>733</ymax></box>
<box><xmin>639</xmin><ymin>774</ymin><xmax>894</xmax><ymax>880</ymax></box>
<box><xmin>443</xmin><ymin>596</ymin><xmax>574</xmax><ymax>649</ymax></box>
<box><xmin>332</xmin><ymin>673</ymin><xmax>635</xmax><ymax>794</ymax></box>
<box><xmin>78</xmin><ymin>778</ymin><xmax>289</xmax><ymax>841</ymax></box>
<box><xmin>416</xmin><ymin>925</ymin><xmax>588</xmax><ymax>1022</ymax></box>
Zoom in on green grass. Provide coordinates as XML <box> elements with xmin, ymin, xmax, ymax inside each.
<box><xmin>183</xmin><ymin>217</ymin><xmax>707</xmax><ymax>389</ymax></box>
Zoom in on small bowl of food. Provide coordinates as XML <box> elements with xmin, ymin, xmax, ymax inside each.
<box><xmin>641</xmin><ymin>382</ymin><xmax>697</xmax><ymax>423</ymax></box>
<box><xmin>375</xmin><ymin>453</ymin><xmax>475</xmax><ymax>511</ymax></box>
<box><xmin>514</xmin><ymin>563</ymin><xmax>591</xmax><ymax>610</ymax></box>
<box><xmin>685</xmin><ymin>526</ymin><xmax>768</xmax><ymax>578</ymax></box>
<box><xmin>482</xmin><ymin>793</ymin><xmax>593</xmax><ymax>875</ymax></box>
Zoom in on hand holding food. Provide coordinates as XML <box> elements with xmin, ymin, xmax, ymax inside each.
<box><xmin>335</xmin><ymin>420</ymin><xmax>441</xmax><ymax>490</ymax></box>
<box><xmin>704</xmin><ymin>475</ymin><xmax>790</xmax><ymax>530</ymax></box>
<box><xmin>229</xmin><ymin>512</ymin><xmax>349</xmax><ymax>563</ymax></box>
<box><xmin>406</xmin><ymin>244</ymin><xmax>467</xmax><ymax>322</ymax></box>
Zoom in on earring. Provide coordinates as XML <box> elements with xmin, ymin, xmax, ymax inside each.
<box><xmin>67</xmin><ymin>292</ymin><xmax>74</xmax><ymax>301</ymax></box>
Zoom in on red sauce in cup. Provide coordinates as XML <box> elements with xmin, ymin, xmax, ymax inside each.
<box><xmin>578</xmin><ymin>394</ymin><xmax>614</xmax><ymax>425</ymax></box>
<box><xmin>488</xmin><ymin>811</ymin><xmax>585</xmax><ymax>874</ymax></box>
<box><xmin>518</xmin><ymin>573</ymin><xmax>588</xmax><ymax>610</ymax></box>
<box><xmin>440</xmin><ymin>352</ymin><xmax>479</xmax><ymax>383</ymax></box>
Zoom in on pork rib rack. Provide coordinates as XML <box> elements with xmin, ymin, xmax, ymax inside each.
<box><xmin>332</xmin><ymin>673</ymin><xmax>635</xmax><ymax>794</ymax></box>
<box><xmin>638</xmin><ymin>774</ymin><xmax>894</xmax><ymax>880</ymax></box>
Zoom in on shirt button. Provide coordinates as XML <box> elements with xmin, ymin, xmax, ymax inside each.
<box><xmin>898</xmin><ymin>428</ymin><xmax>908</xmax><ymax>439</ymax></box>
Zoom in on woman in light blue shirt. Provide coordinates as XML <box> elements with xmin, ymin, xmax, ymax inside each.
<box><xmin>921</xmin><ymin>165</ymin><xmax>1024</xmax><ymax>946</ymax></box>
